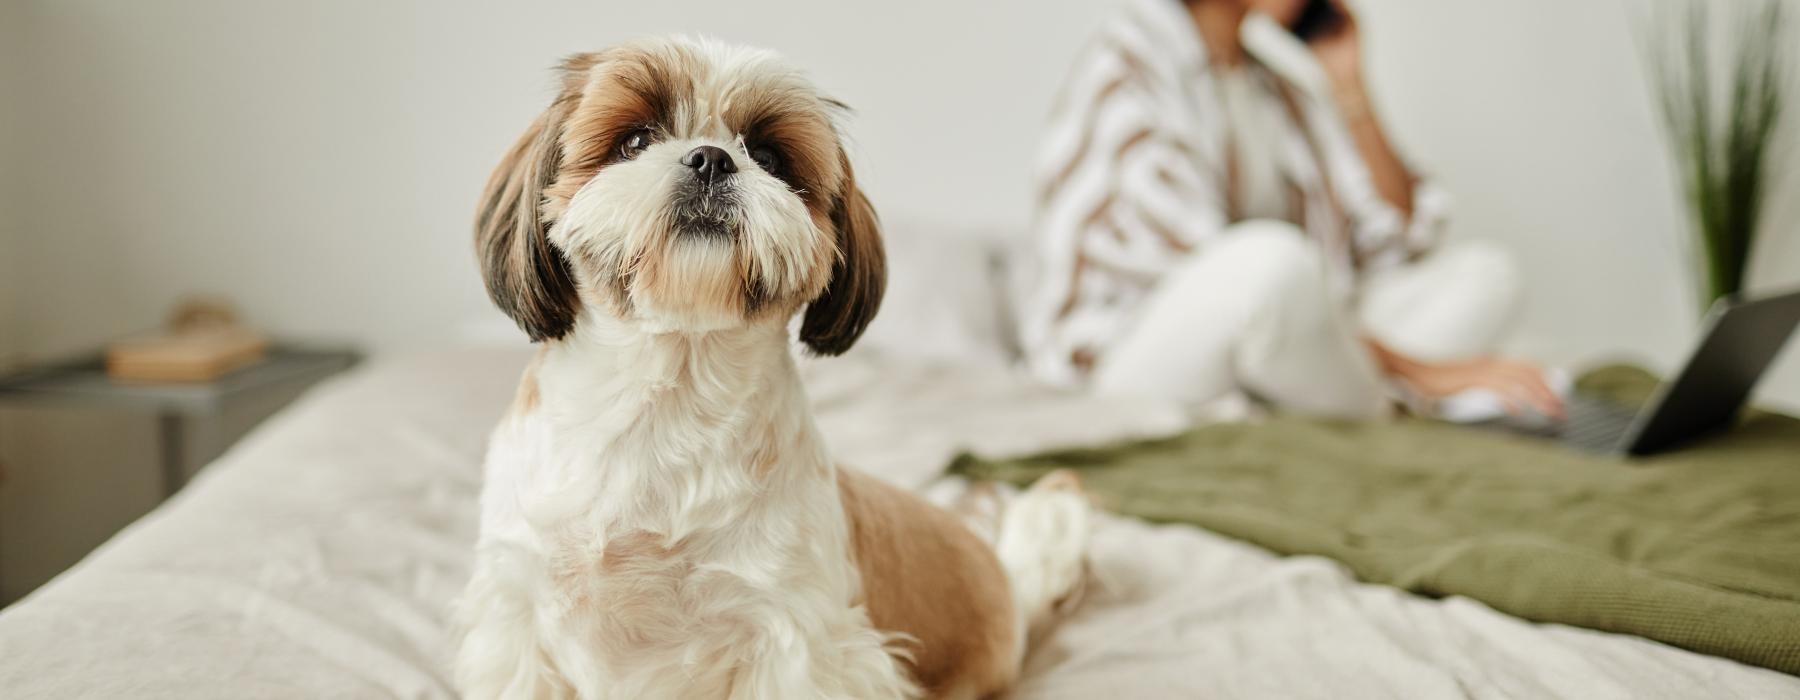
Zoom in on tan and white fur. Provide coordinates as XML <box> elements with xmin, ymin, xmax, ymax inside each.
<box><xmin>453</xmin><ymin>36</ymin><xmax>1090</xmax><ymax>700</ymax></box>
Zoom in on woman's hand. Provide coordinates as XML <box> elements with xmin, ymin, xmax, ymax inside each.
<box><xmin>1365</xmin><ymin>339</ymin><xmax>1565</xmax><ymax>418</ymax></box>
<box><xmin>1300</xmin><ymin>0</ymin><xmax>1415</xmax><ymax>214</ymax></box>
<box><xmin>1305</xmin><ymin>0</ymin><xmax>1363</xmax><ymax>91</ymax></box>
<box><xmin>1394</xmin><ymin>357</ymin><xmax>1565</xmax><ymax>418</ymax></box>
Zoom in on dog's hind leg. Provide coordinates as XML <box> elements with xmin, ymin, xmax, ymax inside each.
<box><xmin>992</xmin><ymin>470</ymin><xmax>1092</xmax><ymax>659</ymax></box>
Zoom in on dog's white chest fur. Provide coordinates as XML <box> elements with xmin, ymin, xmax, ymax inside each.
<box><xmin>456</xmin><ymin>322</ymin><xmax>913</xmax><ymax>699</ymax></box>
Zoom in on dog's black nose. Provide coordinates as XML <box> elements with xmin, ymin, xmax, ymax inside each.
<box><xmin>680</xmin><ymin>145</ymin><xmax>737</xmax><ymax>183</ymax></box>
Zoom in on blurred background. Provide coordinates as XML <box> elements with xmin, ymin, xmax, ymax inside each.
<box><xmin>0</xmin><ymin>0</ymin><xmax>1797</xmax><ymax>399</ymax></box>
<box><xmin>8</xmin><ymin>3</ymin><xmax>1800</xmax><ymax>689</ymax></box>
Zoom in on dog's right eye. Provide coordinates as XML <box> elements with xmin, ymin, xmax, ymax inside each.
<box><xmin>618</xmin><ymin>129</ymin><xmax>654</xmax><ymax>160</ymax></box>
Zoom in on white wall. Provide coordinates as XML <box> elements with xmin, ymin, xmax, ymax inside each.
<box><xmin>1360</xmin><ymin>0</ymin><xmax>1800</xmax><ymax>406</ymax></box>
<box><xmin>5</xmin><ymin>0</ymin><xmax>1799</xmax><ymax>405</ymax></box>
<box><xmin>6</xmin><ymin>0</ymin><xmax>1110</xmax><ymax>359</ymax></box>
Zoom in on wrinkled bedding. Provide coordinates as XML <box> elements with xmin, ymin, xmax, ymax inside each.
<box><xmin>1</xmin><ymin>349</ymin><xmax>1796</xmax><ymax>698</ymax></box>
<box><xmin>952</xmin><ymin>366</ymin><xmax>1800</xmax><ymax>676</ymax></box>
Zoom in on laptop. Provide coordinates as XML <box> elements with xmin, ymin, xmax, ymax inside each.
<box><xmin>1490</xmin><ymin>287</ymin><xmax>1800</xmax><ymax>456</ymax></box>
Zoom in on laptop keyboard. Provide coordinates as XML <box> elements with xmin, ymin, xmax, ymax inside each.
<box><xmin>1561</xmin><ymin>394</ymin><xmax>1641</xmax><ymax>453</ymax></box>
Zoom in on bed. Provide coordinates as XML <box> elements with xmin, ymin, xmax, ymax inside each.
<box><xmin>3</xmin><ymin>222</ymin><xmax>1798</xmax><ymax>698</ymax></box>
<box><xmin>0</xmin><ymin>344</ymin><xmax>1796</xmax><ymax>698</ymax></box>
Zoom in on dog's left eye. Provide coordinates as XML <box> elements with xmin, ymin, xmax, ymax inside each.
<box><xmin>619</xmin><ymin>129</ymin><xmax>654</xmax><ymax>160</ymax></box>
<box><xmin>748</xmin><ymin>144</ymin><xmax>781</xmax><ymax>173</ymax></box>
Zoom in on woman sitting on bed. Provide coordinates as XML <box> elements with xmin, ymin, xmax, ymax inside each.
<box><xmin>1019</xmin><ymin>0</ymin><xmax>1562</xmax><ymax>418</ymax></box>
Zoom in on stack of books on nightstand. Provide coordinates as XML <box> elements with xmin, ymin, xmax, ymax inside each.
<box><xmin>106</xmin><ymin>327</ymin><xmax>269</xmax><ymax>383</ymax></box>
<box><xmin>105</xmin><ymin>300</ymin><xmax>269</xmax><ymax>383</ymax></box>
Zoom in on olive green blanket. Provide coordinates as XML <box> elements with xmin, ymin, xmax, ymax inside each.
<box><xmin>948</xmin><ymin>366</ymin><xmax>1800</xmax><ymax>675</ymax></box>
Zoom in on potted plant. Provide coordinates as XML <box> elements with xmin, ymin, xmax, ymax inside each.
<box><xmin>1646</xmin><ymin>0</ymin><xmax>1788</xmax><ymax>310</ymax></box>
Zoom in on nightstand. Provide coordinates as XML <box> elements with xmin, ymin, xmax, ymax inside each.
<box><xmin>0</xmin><ymin>345</ymin><xmax>360</xmax><ymax>603</ymax></box>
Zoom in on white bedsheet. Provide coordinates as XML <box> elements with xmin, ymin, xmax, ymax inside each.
<box><xmin>1</xmin><ymin>348</ymin><xmax>1794</xmax><ymax>699</ymax></box>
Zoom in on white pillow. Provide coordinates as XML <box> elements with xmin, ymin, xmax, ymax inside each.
<box><xmin>856</xmin><ymin>217</ymin><xmax>1021</xmax><ymax>368</ymax></box>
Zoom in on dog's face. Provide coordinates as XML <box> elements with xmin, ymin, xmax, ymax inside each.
<box><xmin>477</xmin><ymin>37</ymin><xmax>883</xmax><ymax>355</ymax></box>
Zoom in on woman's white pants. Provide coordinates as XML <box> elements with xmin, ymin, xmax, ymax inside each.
<box><xmin>1090</xmin><ymin>220</ymin><xmax>1520</xmax><ymax>417</ymax></box>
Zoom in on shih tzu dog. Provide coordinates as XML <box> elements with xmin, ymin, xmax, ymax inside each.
<box><xmin>454</xmin><ymin>36</ymin><xmax>1091</xmax><ymax>700</ymax></box>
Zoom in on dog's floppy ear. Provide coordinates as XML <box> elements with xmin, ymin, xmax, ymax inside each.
<box><xmin>474</xmin><ymin>56</ymin><xmax>600</xmax><ymax>342</ymax></box>
<box><xmin>800</xmin><ymin>152</ymin><xmax>886</xmax><ymax>356</ymax></box>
